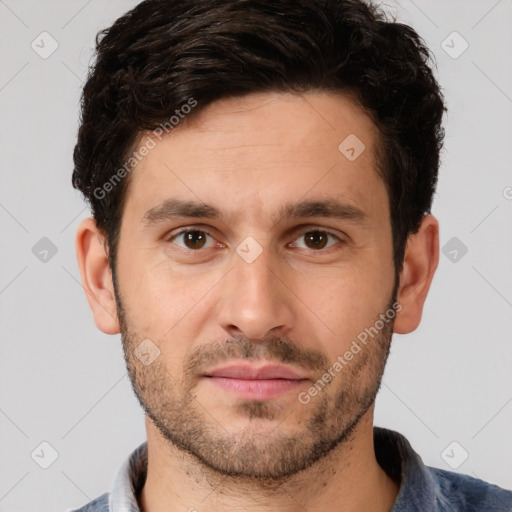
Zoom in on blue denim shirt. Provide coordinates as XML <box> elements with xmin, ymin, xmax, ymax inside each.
<box><xmin>70</xmin><ymin>427</ymin><xmax>512</xmax><ymax>511</ymax></box>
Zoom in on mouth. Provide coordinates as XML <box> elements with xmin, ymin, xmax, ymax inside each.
<box><xmin>203</xmin><ymin>362</ymin><xmax>310</xmax><ymax>400</ymax></box>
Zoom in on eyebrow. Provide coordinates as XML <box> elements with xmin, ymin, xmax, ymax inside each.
<box><xmin>141</xmin><ymin>197</ymin><xmax>369</xmax><ymax>227</ymax></box>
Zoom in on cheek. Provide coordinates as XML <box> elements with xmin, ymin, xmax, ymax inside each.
<box><xmin>118</xmin><ymin>255</ymin><xmax>224</xmax><ymax>355</ymax></box>
<box><xmin>295</xmin><ymin>264</ymin><xmax>391</xmax><ymax>354</ymax></box>
<box><xmin>117</xmin><ymin>253</ymin><xmax>184</xmax><ymax>336</ymax></box>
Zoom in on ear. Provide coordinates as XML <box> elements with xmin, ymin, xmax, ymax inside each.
<box><xmin>75</xmin><ymin>217</ymin><xmax>120</xmax><ymax>335</ymax></box>
<box><xmin>393</xmin><ymin>214</ymin><xmax>439</xmax><ymax>334</ymax></box>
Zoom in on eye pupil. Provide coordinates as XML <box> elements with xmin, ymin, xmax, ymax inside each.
<box><xmin>184</xmin><ymin>231</ymin><xmax>206</xmax><ymax>249</ymax></box>
<box><xmin>305</xmin><ymin>231</ymin><xmax>328</xmax><ymax>249</ymax></box>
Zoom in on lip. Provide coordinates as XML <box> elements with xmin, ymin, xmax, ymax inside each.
<box><xmin>203</xmin><ymin>362</ymin><xmax>309</xmax><ymax>400</ymax></box>
<box><xmin>206</xmin><ymin>363</ymin><xmax>305</xmax><ymax>380</ymax></box>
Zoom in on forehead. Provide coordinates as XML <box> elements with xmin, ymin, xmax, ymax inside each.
<box><xmin>122</xmin><ymin>91</ymin><xmax>387</xmax><ymax>230</ymax></box>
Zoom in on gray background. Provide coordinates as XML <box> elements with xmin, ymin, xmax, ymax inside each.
<box><xmin>1</xmin><ymin>1</ymin><xmax>511</xmax><ymax>511</ymax></box>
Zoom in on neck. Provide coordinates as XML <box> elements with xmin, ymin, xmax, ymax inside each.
<box><xmin>138</xmin><ymin>409</ymin><xmax>399</xmax><ymax>512</ymax></box>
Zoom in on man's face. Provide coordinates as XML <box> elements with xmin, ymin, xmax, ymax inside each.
<box><xmin>113</xmin><ymin>91</ymin><xmax>397</xmax><ymax>478</ymax></box>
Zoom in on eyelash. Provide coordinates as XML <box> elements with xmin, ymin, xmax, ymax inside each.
<box><xmin>166</xmin><ymin>227</ymin><xmax>344</xmax><ymax>254</ymax></box>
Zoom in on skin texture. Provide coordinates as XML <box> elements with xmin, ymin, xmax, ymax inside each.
<box><xmin>76</xmin><ymin>91</ymin><xmax>439</xmax><ymax>512</ymax></box>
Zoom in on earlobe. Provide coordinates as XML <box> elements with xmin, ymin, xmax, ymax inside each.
<box><xmin>393</xmin><ymin>214</ymin><xmax>439</xmax><ymax>335</ymax></box>
<box><xmin>75</xmin><ymin>217</ymin><xmax>121</xmax><ymax>335</ymax></box>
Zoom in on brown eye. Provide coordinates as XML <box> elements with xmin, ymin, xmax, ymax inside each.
<box><xmin>183</xmin><ymin>231</ymin><xmax>207</xmax><ymax>249</ymax></box>
<box><xmin>170</xmin><ymin>230</ymin><xmax>215</xmax><ymax>251</ymax></box>
<box><xmin>304</xmin><ymin>231</ymin><xmax>329</xmax><ymax>249</ymax></box>
<box><xmin>291</xmin><ymin>229</ymin><xmax>341</xmax><ymax>251</ymax></box>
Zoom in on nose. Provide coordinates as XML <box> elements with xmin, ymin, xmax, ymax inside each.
<box><xmin>216</xmin><ymin>243</ymin><xmax>295</xmax><ymax>341</ymax></box>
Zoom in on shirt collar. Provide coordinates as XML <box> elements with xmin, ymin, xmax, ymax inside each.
<box><xmin>109</xmin><ymin>441</ymin><xmax>147</xmax><ymax>512</ymax></box>
<box><xmin>373</xmin><ymin>427</ymin><xmax>438</xmax><ymax>510</ymax></box>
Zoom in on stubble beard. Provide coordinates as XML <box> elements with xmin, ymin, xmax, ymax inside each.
<box><xmin>115</xmin><ymin>286</ymin><xmax>395</xmax><ymax>481</ymax></box>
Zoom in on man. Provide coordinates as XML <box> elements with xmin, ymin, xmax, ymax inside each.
<box><xmin>71</xmin><ymin>0</ymin><xmax>512</xmax><ymax>510</ymax></box>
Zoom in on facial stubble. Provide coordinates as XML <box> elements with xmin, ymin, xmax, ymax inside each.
<box><xmin>115</xmin><ymin>285</ymin><xmax>396</xmax><ymax>481</ymax></box>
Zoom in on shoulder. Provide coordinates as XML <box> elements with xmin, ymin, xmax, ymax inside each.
<box><xmin>427</xmin><ymin>466</ymin><xmax>512</xmax><ymax>511</ymax></box>
<box><xmin>68</xmin><ymin>492</ymin><xmax>110</xmax><ymax>512</ymax></box>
